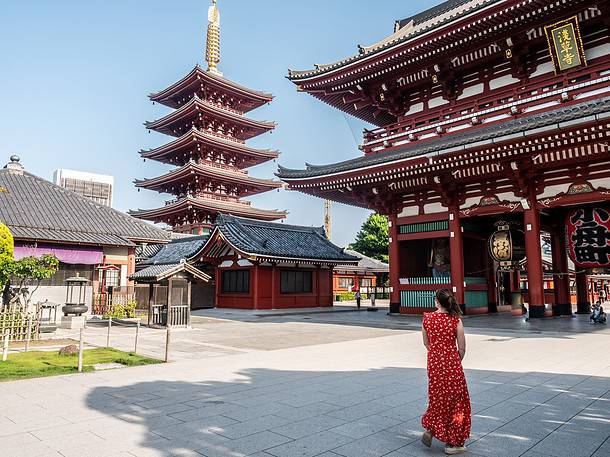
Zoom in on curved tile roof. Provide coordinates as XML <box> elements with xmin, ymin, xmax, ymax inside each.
<box><xmin>278</xmin><ymin>96</ymin><xmax>610</xmax><ymax>180</ymax></box>
<box><xmin>215</xmin><ymin>214</ymin><xmax>359</xmax><ymax>263</ymax></box>
<box><xmin>288</xmin><ymin>0</ymin><xmax>499</xmax><ymax>81</ymax></box>
<box><xmin>141</xmin><ymin>235</ymin><xmax>210</xmax><ymax>266</ymax></box>
<box><xmin>0</xmin><ymin>160</ymin><xmax>171</xmax><ymax>246</ymax></box>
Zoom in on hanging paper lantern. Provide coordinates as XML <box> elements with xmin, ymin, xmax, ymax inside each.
<box><xmin>566</xmin><ymin>207</ymin><xmax>610</xmax><ymax>268</ymax></box>
<box><xmin>488</xmin><ymin>223</ymin><xmax>525</xmax><ymax>267</ymax></box>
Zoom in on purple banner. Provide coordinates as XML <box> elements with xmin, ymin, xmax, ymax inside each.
<box><xmin>14</xmin><ymin>244</ymin><xmax>103</xmax><ymax>265</ymax></box>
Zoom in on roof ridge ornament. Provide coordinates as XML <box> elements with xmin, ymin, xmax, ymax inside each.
<box><xmin>5</xmin><ymin>155</ymin><xmax>24</xmax><ymax>174</ymax></box>
<box><xmin>205</xmin><ymin>0</ymin><xmax>222</xmax><ymax>76</ymax></box>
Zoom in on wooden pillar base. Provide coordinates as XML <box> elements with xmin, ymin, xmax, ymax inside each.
<box><xmin>576</xmin><ymin>301</ymin><xmax>591</xmax><ymax>314</ymax></box>
<box><xmin>389</xmin><ymin>302</ymin><xmax>400</xmax><ymax>314</ymax></box>
<box><xmin>552</xmin><ymin>303</ymin><xmax>573</xmax><ymax>316</ymax></box>
<box><xmin>528</xmin><ymin>305</ymin><xmax>546</xmax><ymax>318</ymax></box>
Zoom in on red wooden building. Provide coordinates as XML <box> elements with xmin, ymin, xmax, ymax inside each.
<box><xmin>279</xmin><ymin>0</ymin><xmax>610</xmax><ymax>318</ymax></box>
<box><xmin>132</xmin><ymin>0</ymin><xmax>286</xmax><ymax>235</ymax></box>
<box><xmin>197</xmin><ymin>214</ymin><xmax>358</xmax><ymax>309</ymax></box>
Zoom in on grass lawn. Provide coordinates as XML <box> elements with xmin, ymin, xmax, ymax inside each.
<box><xmin>0</xmin><ymin>348</ymin><xmax>161</xmax><ymax>381</ymax></box>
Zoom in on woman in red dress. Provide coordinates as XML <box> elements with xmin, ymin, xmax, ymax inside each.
<box><xmin>421</xmin><ymin>289</ymin><xmax>471</xmax><ymax>455</ymax></box>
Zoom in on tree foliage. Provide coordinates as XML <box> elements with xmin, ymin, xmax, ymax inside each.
<box><xmin>0</xmin><ymin>223</ymin><xmax>14</xmax><ymax>288</ymax></box>
<box><xmin>349</xmin><ymin>213</ymin><xmax>389</xmax><ymax>263</ymax></box>
<box><xmin>5</xmin><ymin>254</ymin><xmax>59</xmax><ymax>307</ymax></box>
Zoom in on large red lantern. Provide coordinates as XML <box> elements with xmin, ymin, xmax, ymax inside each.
<box><xmin>566</xmin><ymin>207</ymin><xmax>610</xmax><ymax>268</ymax></box>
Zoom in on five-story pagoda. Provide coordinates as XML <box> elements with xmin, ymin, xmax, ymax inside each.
<box><xmin>131</xmin><ymin>0</ymin><xmax>286</xmax><ymax>235</ymax></box>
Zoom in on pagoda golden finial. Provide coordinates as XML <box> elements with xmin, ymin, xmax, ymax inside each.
<box><xmin>206</xmin><ymin>0</ymin><xmax>222</xmax><ymax>75</ymax></box>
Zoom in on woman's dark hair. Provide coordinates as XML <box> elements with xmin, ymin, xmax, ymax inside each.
<box><xmin>435</xmin><ymin>288</ymin><xmax>462</xmax><ymax>316</ymax></box>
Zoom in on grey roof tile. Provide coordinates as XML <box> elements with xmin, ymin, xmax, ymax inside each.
<box><xmin>130</xmin><ymin>262</ymin><xmax>210</xmax><ymax>281</ymax></box>
<box><xmin>339</xmin><ymin>249</ymin><xmax>389</xmax><ymax>273</ymax></box>
<box><xmin>215</xmin><ymin>214</ymin><xmax>359</xmax><ymax>263</ymax></box>
<box><xmin>141</xmin><ymin>235</ymin><xmax>210</xmax><ymax>265</ymax></box>
<box><xmin>0</xmin><ymin>163</ymin><xmax>171</xmax><ymax>246</ymax></box>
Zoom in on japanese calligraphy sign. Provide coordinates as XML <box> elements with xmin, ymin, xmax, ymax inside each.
<box><xmin>566</xmin><ymin>208</ymin><xmax>610</xmax><ymax>268</ymax></box>
<box><xmin>545</xmin><ymin>16</ymin><xmax>587</xmax><ymax>73</ymax></box>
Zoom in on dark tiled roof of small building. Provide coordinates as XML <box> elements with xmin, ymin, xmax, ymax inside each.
<box><xmin>0</xmin><ymin>158</ymin><xmax>171</xmax><ymax>246</ymax></box>
<box><xmin>141</xmin><ymin>235</ymin><xmax>210</xmax><ymax>266</ymax></box>
<box><xmin>130</xmin><ymin>262</ymin><xmax>210</xmax><ymax>282</ymax></box>
<box><xmin>215</xmin><ymin>214</ymin><xmax>359</xmax><ymax>263</ymax></box>
<box><xmin>278</xmin><ymin>96</ymin><xmax>610</xmax><ymax>180</ymax></box>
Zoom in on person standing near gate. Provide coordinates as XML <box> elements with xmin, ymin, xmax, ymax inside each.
<box><xmin>421</xmin><ymin>289</ymin><xmax>471</xmax><ymax>455</ymax></box>
<box><xmin>355</xmin><ymin>290</ymin><xmax>361</xmax><ymax>310</ymax></box>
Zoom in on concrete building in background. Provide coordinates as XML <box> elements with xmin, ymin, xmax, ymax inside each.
<box><xmin>53</xmin><ymin>168</ymin><xmax>114</xmax><ymax>207</ymax></box>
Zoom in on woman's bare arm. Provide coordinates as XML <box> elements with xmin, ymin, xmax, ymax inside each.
<box><xmin>422</xmin><ymin>325</ymin><xmax>429</xmax><ymax>350</ymax></box>
<box><xmin>456</xmin><ymin>319</ymin><xmax>466</xmax><ymax>360</ymax></box>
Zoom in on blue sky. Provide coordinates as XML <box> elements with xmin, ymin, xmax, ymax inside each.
<box><xmin>1</xmin><ymin>0</ymin><xmax>441</xmax><ymax>247</ymax></box>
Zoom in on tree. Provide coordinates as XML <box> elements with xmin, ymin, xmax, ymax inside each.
<box><xmin>349</xmin><ymin>213</ymin><xmax>389</xmax><ymax>263</ymax></box>
<box><xmin>6</xmin><ymin>254</ymin><xmax>59</xmax><ymax>308</ymax></box>
<box><xmin>0</xmin><ymin>223</ymin><xmax>14</xmax><ymax>289</ymax></box>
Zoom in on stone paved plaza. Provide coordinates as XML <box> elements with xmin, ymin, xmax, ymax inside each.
<box><xmin>1</xmin><ymin>310</ymin><xmax>609</xmax><ymax>457</ymax></box>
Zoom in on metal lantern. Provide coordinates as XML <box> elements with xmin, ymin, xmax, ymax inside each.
<box><xmin>488</xmin><ymin>223</ymin><xmax>525</xmax><ymax>269</ymax></box>
<box><xmin>62</xmin><ymin>276</ymin><xmax>89</xmax><ymax>316</ymax></box>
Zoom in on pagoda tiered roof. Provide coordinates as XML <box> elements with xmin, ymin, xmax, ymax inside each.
<box><xmin>134</xmin><ymin>162</ymin><xmax>283</xmax><ymax>197</ymax></box>
<box><xmin>145</xmin><ymin>96</ymin><xmax>276</xmax><ymax>139</ymax></box>
<box><xmin>130</xmin><ymin>196</ymin><xmax>287</xmax><ymax>223</ymax></box>
<box><xmin>133</xmin><ymin>0</ymin><xmax>286</xmax><ymax>234</ymax></box>
<box><xmin>150</xmin><ymin>65</ymin><xmax>273</xmax><ymax>112</ymax></box>
<box><xmin>139</xmin><ymin>127</ymin><xmax>279</xmax><ymax>168</ymax></box>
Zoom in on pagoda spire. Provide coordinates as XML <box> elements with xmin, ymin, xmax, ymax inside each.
<box><xmin>206</xmin><ymin>0</ymin><xmax>222</xmax><ymax>75</ymax></box>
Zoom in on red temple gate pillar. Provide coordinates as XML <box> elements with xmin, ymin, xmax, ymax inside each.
<box><xmin>523</xmin><ymin>203</ymin><xmax>546</xmax><ymax>318</ymax></box>
<box><xmin>551</xmin><ymin>231</ymin><xmax>572</xmax><ymax>316</ymax></box>
<box><xmin>575</xmin><ymin>270</ymin><xmax>590</xmax><ymax>314</ymax></box>
<box><xmin>448</xmin><ymin>207</ymin><xmax>465</xmax><ymax>310</ymax></box>
<box><xmin>389</xmin><ymin>214</ymin><xmax>400</xmax><ymax>313</ymax></box>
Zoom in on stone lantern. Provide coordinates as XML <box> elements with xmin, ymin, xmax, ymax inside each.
<box><xmin>60</xmin><ymin>276</ymin><xmax>89</xmax><ymax>329</ymax></box>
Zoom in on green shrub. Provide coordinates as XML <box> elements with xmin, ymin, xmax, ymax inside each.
<box><xmin>103</xmin><ymin>300</ymin><xmax>136</xmax><ymax>319</ymax></box>
<box><xmin>335</xmin><ymin>292</ymin><xmax>369</xmax><ymax>301</ymax></box>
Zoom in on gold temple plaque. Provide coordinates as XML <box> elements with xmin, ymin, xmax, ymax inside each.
<box><xmin>545</xmin><ymin>16</ymin><xmax>587</xmax><ymax>73</ymax></box>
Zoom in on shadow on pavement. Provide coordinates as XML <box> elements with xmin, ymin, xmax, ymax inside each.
<box><xmin>192</xmin><ymin>310</ymin><xmax>610</xmax><ymax>341</ymax></box>
<box><xmin>86</xmin><ymin>366</ymin><xmax>610</xmax><ymax>457</ymax></box>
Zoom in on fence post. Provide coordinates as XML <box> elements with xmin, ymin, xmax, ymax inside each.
<box><xmin>134</xmin><ymin>322</ymin><xmax>140</xmax><ymax>354</ymax></box>
<box><xmin>78</xmin><ymin>328</ymin><xmax>84</xmax><ymax>373</ymax></box>
<box><xmin>106</xmin><ymin>317</ymin><xmax>112</xmax><ymax>348</ymax></box>
<box><xmin>164</xmin><ymin>326</ymin><xmax>171</xmax><ymax>363</ymax></box>
<box><xmin>25</xmin><ymin>316</ymin><xmax>32</xmax><ymax>352</ymax></box>
<box><xmin>2</xmin><ymin>331</ymin><xmax>9</xmax><ymax>362</ymax></box>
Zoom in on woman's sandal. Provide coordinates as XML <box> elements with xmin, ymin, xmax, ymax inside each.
<box><xmin>444</xmin><ymin>445</ymin><xmax>467</xmax><ymax>455</ymax></box>
<box><xmin>421</xmin><ymin>431</ymin><xmax>433</xmax><ymax>447</ymax></box>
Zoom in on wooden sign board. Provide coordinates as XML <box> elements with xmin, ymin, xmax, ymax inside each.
<box><xmin>545</xmin><ymin>16</ymin><xmax>587</xmax><ymax>73</ymax></box>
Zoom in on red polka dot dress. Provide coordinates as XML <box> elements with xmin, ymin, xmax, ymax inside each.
<box><xmin>421</xmin><ymin>312</ymin><xmax>471</xmax><ymax>447</ymax></box>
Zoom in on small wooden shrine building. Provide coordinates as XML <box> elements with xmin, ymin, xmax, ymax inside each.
<box><xmin>131</xmin><ymin>235</ymin><xmax>214</xmax><ymax>325</ymax></box>
<box><xmin>279</xmin><ymin>0</ymin><xmax>610</xmax><ymax>318</ymax></box>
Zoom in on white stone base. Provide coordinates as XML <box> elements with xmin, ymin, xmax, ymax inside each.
<box><xmin>60</xmin><ymin>315</ymin><xmax>86</xmax><ymax>330</ymax></box>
